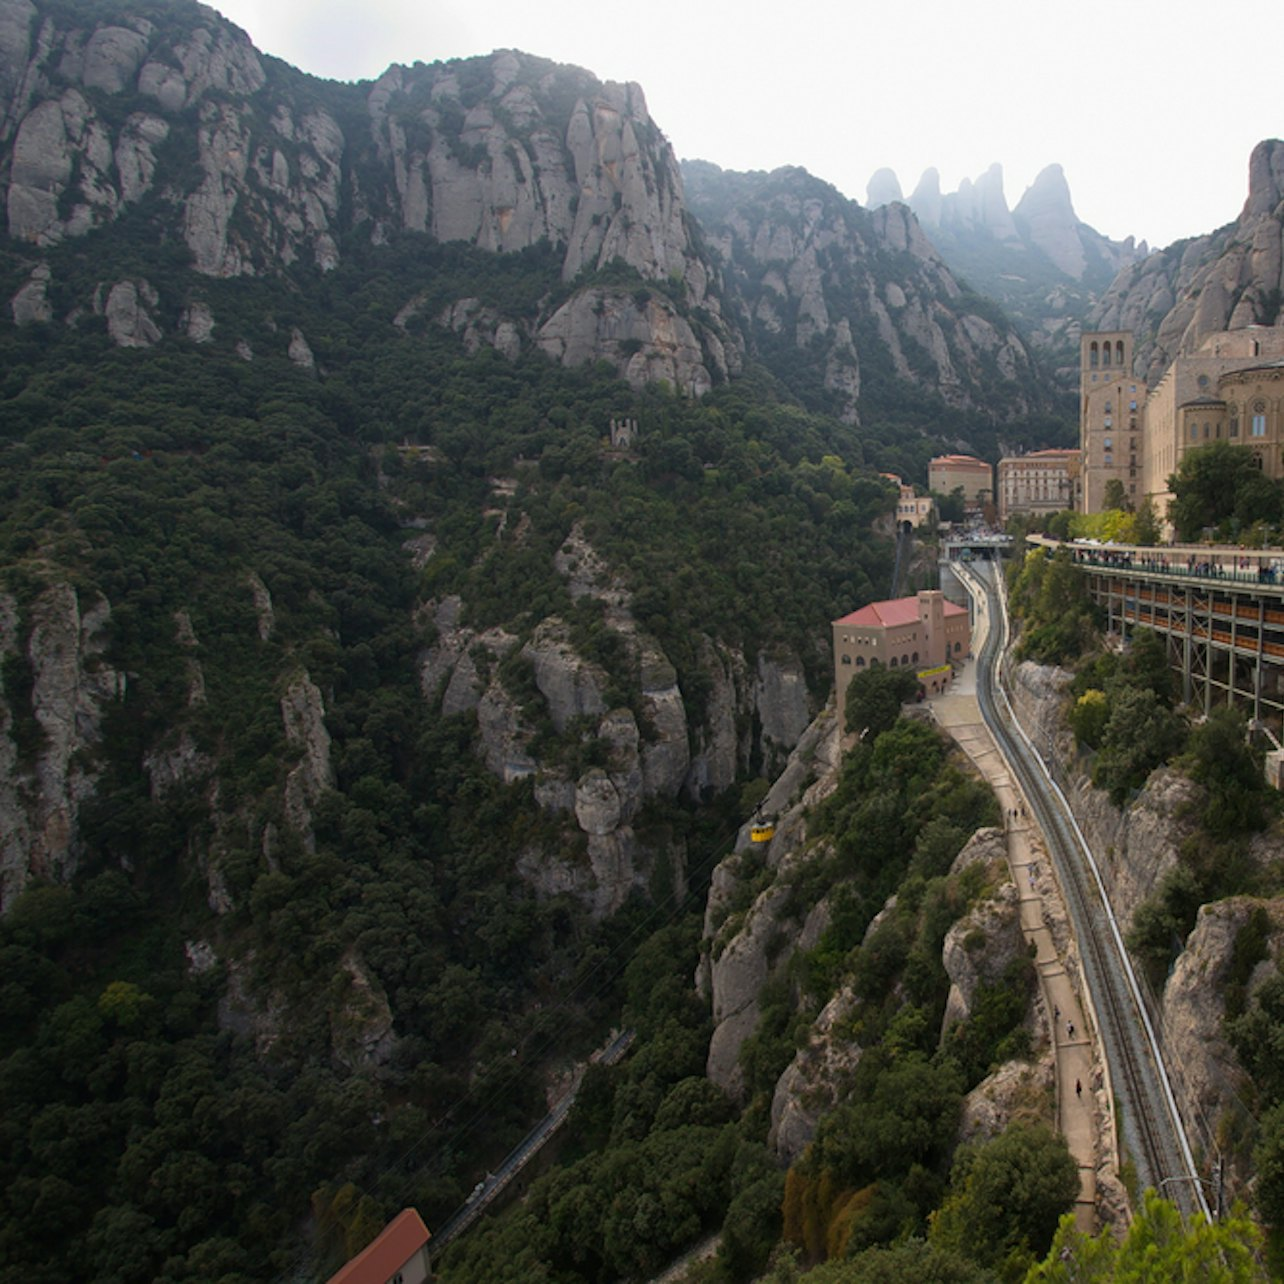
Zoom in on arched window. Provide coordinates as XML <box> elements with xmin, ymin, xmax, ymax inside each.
<box><xmin>954</xmin><ymin>641</ymin><xmax>962</xmax><ymax>653</ymax></box>
<box><xmin>1089</xmin><ymin>342</ymin><xmax>1099</xmax><ymax>368</ymax></box>
<box><xmin>889</xmin><ymin>655</ymin><xmax>898</xmax><ymax>667</ymax></box>
<box><xmin>841</xmin><ymin>654</ymin><xmax>852</xmax><ymax>665</ymax></box>
<box><xmin>912</xmin><ymin>651</ymin><xmax>919</xmax><ymax>663</ymax></box>
<box><xmin>1102</xmin><ymin>343</ymin><xmax>1112</xmax><ymax>367</ymax></box>
<box><xmin>856</xmin><ymin>656</ymin><xmax>865</xmax><ymax>667</ymax></box>
<box><xmin>1116</xmin><ymin>340</ymin><xmax>1125</xmax><ymax>365</ymax></box>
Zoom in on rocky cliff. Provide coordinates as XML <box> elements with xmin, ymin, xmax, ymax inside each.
<box><xmin>0</xmin><ymin>585</ymin><xmax>121</xmax><ymax>908</ymax></box>
<box><xmin>1089</xmin><ymin>139</ymin><xmax>1284</xmax><ymax>384</ymax></box>
<box><xmin>870</xmin><ymin>162</ymin><xmax>1144</xmax><ymax>383</ymax></box>
<box><xmin>0</xmin><ymin>0</ymin><xmax>737</xmax><ymax>393</ymax></box>
<box><xmin>683</xmin><ymin>161</ymin><xmax>1043</xmax><ymax>425</ymax></box>
<box><xmin>419</xmin><ymin>520</ymin><xmax>817</xmax><ymax>920</ymax></box>
<box><xmin>1008</xmin><ymin>658</ymin><xmax>1284</xmax><ymax>1195</ymax></box>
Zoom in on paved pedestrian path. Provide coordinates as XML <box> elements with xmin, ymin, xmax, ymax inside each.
<box><xmin>932</xmin><ymin>651</ymin><xmax>1101</xmax><ymax>1231</ymax></box>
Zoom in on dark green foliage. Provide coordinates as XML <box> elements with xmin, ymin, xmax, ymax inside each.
<box><xmin>1228</xmin><ymin>967</ymin><xmax>1284</xmax><ymax>1110</ymax></box>
<box><xmin>1181</xmin><ymin>706</ymin><xmax>1275</xmax><ymax>838</ymax></box>
<box><xmin>1167</xmin><ymin>441</ymin><xmax>1273</xmax><ymax>541</ymax></box>
<box><xmin>843</xmin><ymin>664</ymin><xmax>921</xmax><ymax>736</ymax></box>
<box><xmin>1007</xmin><ymin>548</ymin><xmax>1098</xmax><ymax>665</ymax></box>
<box><xmin>929</xmin><ymin>1123</ymin><xmax>1080</xmax><ymax>1277</ymax></box>
<box><xmin>802</xmin><ymin>1237</ymin><xmax>992</xmax><ymax>1282</ymax></box>
<box><xmin>1091</xmin><ymin>684</ymin><xmax>1185</xmax><ymax>803</ymax></box>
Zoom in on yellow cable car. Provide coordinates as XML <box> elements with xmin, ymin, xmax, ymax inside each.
<box><xmin>749</xmin><ymin>819</ymin><xmax>776</xmax><ymax>843</ymax></box>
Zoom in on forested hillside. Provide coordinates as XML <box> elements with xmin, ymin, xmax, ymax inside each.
<box><xmin>0</xmin><ymin>2</ymin><xmax>1098</xmax><ymax>1280</ymax></box>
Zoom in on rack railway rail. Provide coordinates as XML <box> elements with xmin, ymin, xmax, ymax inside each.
<box><xmin>965</xmin><ymin>560</ymin><xmax>1210</xmax><ymax>1219</ymax></box>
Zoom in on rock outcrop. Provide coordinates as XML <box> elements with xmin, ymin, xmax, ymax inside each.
<box><xmin>416</xmin><ymin>524</ymin><xmax>817</xmax><ymax>919</ymax></box>
<box><xmin>684</xmin><ymin>161</ymin><xmax>1043</xmax><ymax>424</ymax></box>
<box><xmin>0</xmin><ymin>585</ymin><xmax>122</xmax><ymax>909</ymax></box>
<box><xmin>1089</xmin><ymin>139</ymin><xmax>1284</xmax><ymax>382</ymax></box>
<box><xmin>0</xmin><ymin>8</ymin><xmax>737</xmax><ymax>389</ymax></box>
<box><xmin>868</xmin><ymin>160</ymin><xmax>1143</xmax><ymax>379</ymax></box>
<box><xmin>280</xmin><ymin>672</ymin><xmax>333</xmax><ymax>851</ymax></box>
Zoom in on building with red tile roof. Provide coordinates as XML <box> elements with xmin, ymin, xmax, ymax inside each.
<box><xmin>832</xmin><ymin>590</ymin><xmax>970</xmax><ymax>713</ymax></box>
<box><xmin>326</xmin><ymin>1209</ymin><xmax>431</xmax><ymax>1284</ymax></box>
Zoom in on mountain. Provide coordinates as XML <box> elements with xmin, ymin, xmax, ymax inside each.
<box><xmin>0</xmin><ymin>0</ymin><xmax>740</xmax><ymax>394</ymax></box>
<box><xmin>0</xmin><ymin>0</ymin><xmax>1063</xmax><ymax>434</ymax></box>
<box><xmin>868</xmin><ymin>162</ymin><xmax>1145</xmax><ymax>383</ymax></box>
<box><xmin>682</xmin><ymin>161</ymin><xmax>1048</xmax><ymax>430</ymax></box>
<box><xmin>1087</xmin><ymin>138</ymin><xmax>1284</xmax><ymax>383</ymax></box>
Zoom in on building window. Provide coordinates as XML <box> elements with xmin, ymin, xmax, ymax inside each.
<box><xmin>1254</xmin><ymin>454</ymin><xmax>1264</xmax><ymax>470</ymax></box>
<box><xmin>856</xmin><ymin>656</ymin><xmax>865</xmax><ymax>667</ymax></box>
<box><xmin>912</xmin><ymin>651</ymin><xmax>919</xmax><ymax>663</ymax></box>
<box><xmin>1204</xmin><ymin>423</ymin><xmax>1210</xmax><ymax>439</ymax></box>
<box><xmin>1230</xmin><ymin>418</ymin><xmax>1239</xmax><ymax>437</ymax></box>
<box><xmin>1129</xmin><ymin>400</ymin><xmax>1137</xmax><ymax>411</ymax></box>
<box><xmin>889</xmin><ymin>655</ymin><xmax>898</xmax><ymax>667</ymax></box>
<box><xmin>841</xmin><ymin>655</ymin><xmax>851</xmax><ymax>665</ymax></box>
<box><xmin>1190</xmin><ymin>425</ymin><xmax>1199</xmax><ymax>441</ymax></box>
<box><xmin>1103</xmin><ymin>437</ymin><xmax>1112</xmax><ymax>450</ymax></box>
<box><xmin>1253</xmin><ymin>414</ymin><xmax>1267</xmax><ymax>437</ymax></box>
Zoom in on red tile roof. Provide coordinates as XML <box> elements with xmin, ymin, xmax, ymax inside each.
<box><xmin>327</xmin><ymin>1209</ymin><xmax>431</xmax><ymax>1284</ymax></box>
<box><xmin>929</xmin><ymin>454</ymin><xmax>990</xmax><ymax>467</ymax></box>
<box><xmin>833</xmin><ymin>596</ymin><xmax>967</xmax><ymax>629</ymax></box>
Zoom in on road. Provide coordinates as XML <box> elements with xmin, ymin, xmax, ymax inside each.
<box><xmin>962</xmin><ymin>558</ymin><xmax>1209</xmax><ymax>1219</ymax></box>
<box><xmin>431</xmin><ymin>1028</ymin><xmax>635</xmax><ymax>1250</ymax></box>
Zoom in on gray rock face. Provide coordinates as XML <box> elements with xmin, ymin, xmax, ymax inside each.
<box><xmin>1013</xmin><ymin>163</ymin><xmax>1086</xmax><ymax>279</ymax></box>
<box><xmin>769</xmin><ymin>983</ymin><xmax>864</xmax><ymax>1161</ymax></box>
<box><xmin>865</xmin><ymin>167</ymin><xmax>903</xmax><ymax>209</ymax></box>
<box><xmin>522</xmin><ymin>617</ymin><xmax>607</xmax><ymax>734</ymax></box>
<box><xmin>287</xmin><ymin>326</ymin><xmax>314</xmax><ymax>370</ymax></box>
<box><xmin>684</xmin><ymin>161</ymin><xmax>1040</xmax><ymax>423</ymax></box>
<box><xmin>103</xmin><ymin>278</ymin><xmax>161</xmax><ymax>347</ymax></box>
<box><xmin>1162</xmin><ymin>897</ymin><xmax>1283</xmax><ymax>1194</ymax></box>
<box><xmin>940</xmin><ymin>866</ymin><xmax>1024</xmax><ymax>1035</ymax></box>
<box><xmin>1090</xmin><ymin>139</ymin><xmax>1284</xmax><ymax>381</ymax></box>
<box><xmin>702</xmin><ymin>709</ymin><xmax>843</xmax><ymax>1094</ymax></box>
<box><xmin>1010</xmin><ymin>660</ymin><xmax>1196</xmax><ymax>936</ymax></box>
<box><xmin>536</xmin><ymin>287</ymin><xmax>718</xmax><ymax>395</ymax></box>
<box><xmin>1</xmin><ymin>10</ymin><xmax>737</xmax><ymax>392</ymax></box>
<box><xmin>280</xmin><ymin>672</ymin><xmax>333</xmax><ymax>850</ymax></box>
<box><xmin>753</xmin><ymin>653</ymin><xmax>812</xmax><ymax>769</ymax></box>
<box><xmin>9</xmin><ymin>260</ymin><xmax>50</xmax><ymax>322</ymax></box>
<box><xmin>182</xmin><ymin>299</ymin><xmax>215</xmax><ymax>342</ymax></box>
<box><xmin>0</xmin><ymin>586</ymin><xmax>121</xmax><ymax>909</ymax></box>
<box><xmin>330</xmin><ymin>950</ymin><xmax>397</xmax><ymax>1072</ymax></box>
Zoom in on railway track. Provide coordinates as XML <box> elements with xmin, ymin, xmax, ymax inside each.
<box><xmin>966</xmin><ymin>560</ymin><xmax>1210</xmax><ymax>1219</ymax></box>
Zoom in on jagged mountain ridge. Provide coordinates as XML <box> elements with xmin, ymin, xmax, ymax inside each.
<box><xmin>1088</xmin><ymin>138</ymin><xmax>1284</xmax><ymax>384</ymax></box>
<box><xmin>680</xmin><ymin>160</ymin><xmax>1046</xmax><ymax>427</ymax></box>
<box><xmin>0</xmin><ymin>0</ymin><xmax>738</xmax><ymax>393</ymax></box>
<box><xmin>0</xmin><ymin>0</ymin><xmax>1055</xmax><ymax>427</ymax></box>
<box><xmin>867</xmin><ymin>161</ymin><xmax>1145</xmax><ymax>383</ymax></box>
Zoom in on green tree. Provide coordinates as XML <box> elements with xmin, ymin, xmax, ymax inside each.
<box><xmin>844</xmin><ymin>665</ymin><xmax>921</xmax><ymax>737</ymax></box>
<box><xmin>1068</xmin><ymin>689</ymin><xmax>1108</xmax><ymax>749</ymax></box>
<box><xmin>1181</xmin><ymin>706</ymin><xmax>1272</xmax><ymax>837</ymax></box>
<box><xmin>930</xmin><ymin>1123</ymin><xmax>1078</xmax><ymax>1276</ymax></box>
<box><xmin>1024</xmin><ymin>1189</ymin><xmax>1268</xmax><ymax>1281</ymax></box>
<box><xmin>1167</xmin><ymin>442</ymin><xmax>1262</xmax><ymax>541</ymax></box>
<box><xmin>1133</xmin><ymin>495</ymin><xmax>1161</xmax><ymax>545</ymax></box>
<box><xmin>1102</xmin><ymin>478</ymin><xmax>1130</xmax><ymax>511</ymax></box>
<box><xmin>1092</xmin><ymin>685</ymin><xmax>1185</xmax><ymax>804</ymax></box>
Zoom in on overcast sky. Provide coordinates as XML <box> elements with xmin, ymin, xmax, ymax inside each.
<box><xmin>209</xmin><ymin>0</ymin><xmax>1279</xmax><ymax>251</ymax></box>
